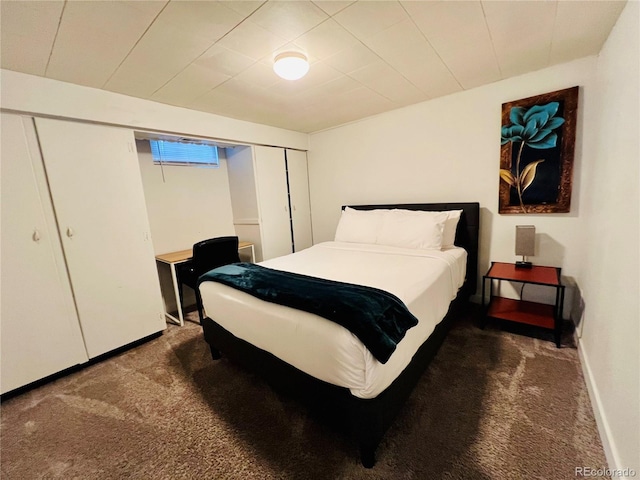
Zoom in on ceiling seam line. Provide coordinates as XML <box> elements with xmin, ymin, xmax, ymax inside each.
<box><xmin>44</xmin><ymin>0</ymin><xmax>67</xmax><ymax>77</ymax></box>
<box><xmin>398</xmin><ymin>1</ymin><xmax>463</xmax><ymax>92</ymax></box>
<box><xmin>331</xmin><ymin>10</ymin><xmax>431</xmax><ymax>99</ymax></box>
<box><xmin>547</xmin><ymin>1</ymin><xmax>559</xmax><ymax>66</ymax></box>
<box><xmin>148</xmin><ymin>0</ymin><xmax>269</xmax><ymax>98</ymax></box>
<box><xmin>100</xmin><ymin>0</ymin><xmax>171</xmax><ymax>89</ymax></box>
<box><xmin>480</xmin><ymin>0</ymin><xmax>503</xmax><ymax>79</ymax></box>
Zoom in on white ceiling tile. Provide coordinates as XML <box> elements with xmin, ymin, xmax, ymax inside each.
<box><xmin>104</xmin><ymin>1</ymin><xmax>245</xmax><ymax>97</ymax></box>
<box><xmin>497</xmin><ymin>51</ymin><xmax>547</xmax><ymax>79</ymax></box>
<box><xmin>348</xmin><ymin>60</ymin><xmax>428</xmax><ymax>105</ymax></box>
<box><xmin>402</xmin><ymin>0</ymin><xmax>485</xmax><ymax>40</ymax></box>
<box><xmin>482</xmin><ymin>0</ymin><xmax>557</xmax><ymax>77</ymax></box>
<box><xmin>46</xmin><ymin>1</ymin><xmax>165</xmax><ymax>88</ymax></box>
<box><xmin>293</xmin><ymin>86</ymin><xmax>396</xmax><ymax>131</ymax></box>
<box><xmin>294</xmin><ymin>18</ymin><xmax>359</xmax><ymax>60</ymax></box>
<box><xmin>363</xmin><ymin>19</ymin><xmax>461</xmax><ymax>97</ymax></box>
<box><xmin>192</xmin><ymin>85</ymin><xmax>240</xmax><ymax>114</ymax></box>
<box><xmin>193</xmin><ymin>45</ymin><xmax>256</xmax><ymax>77</ymax></box>
<box><xmin>196</xmin><ymin>78</ymin><xmax>298</xmax><ymax>125</ymax></box>
<box><xmin>441</xmin><ymin>51</ymin><xmax>501</xmax><ymax>90</ymax></box>
<box><xmin>104</xmin><ymin>25</ymin><xmax>212</xmax><ymax>97</ymax></box>
<box><xmin>333</xmin><ymin>1</ymin><xmax>408</xmax><ymax>40</ymax></box>
<box><xmin>210</xmin><ymin>77</ymin><xmax>271</xmax><ymax>102</ymax></box>
<box><xmin>404</xmin><ymin>1</ymin><xmax>500</xmax><ymax>89</ymax></box>
<box><xmin>197</xmin><ymin>83</ymin><xmax>284</xmax><ymax>123</ymax></box>
<box><xmin>219</xmin><ymin>0</ymin><xmax>265</xmax><ymax>17</ymax></box>
<box><xmin>155</xmin><ymin>1</ymin><xmax>245</xmax><ymax>44</ymax></box>
<box><xmin>319</xmin><ymin>86</ymin><xmax>397</xmax><ymax>118</ymax></box>
<box><xmin>550</xmin><ymin>0</ymin><xmax>627</xmax><ymax>65</ymax></box>
<box><xmin>249</xmin><ymin>1</ymin><xmax>328</xmax><ymax>41</ymax></box>
<box><xmin>481</xmin><ymin>1</ymin><xmax>557</xmax><ymax>43</ymax></box>
<box><xmin>0</xmin><ymin>0</ymin><xmax>64</xmax><ymax>75</ymax></box>
<box><xmin>217</xmin><ymin>20</ymin><xmax>289</xmax><ymax>60</ymax></box>
<box><xmin>323</xmin><ymin>43</ymin><xmax>380</xmax><ymax>74</ymax></box>
<box><xmin>302</xmin><ymin>75</ymin><xmax>362</xmax><ymax>100</ymax></box>
<box><xmin>312</xmin><ymin>1</ymin><xmax>355</xmax><ymax>17</ymax></box>
<box><xmin>151</xmin><ymin>63</ymin><xmax>230</xmax><ymax>106</ymax></box>
<box><xmin>234</xmin><ymin>61</ymin><xmax>282</xmax><ymax>88</ymax></box>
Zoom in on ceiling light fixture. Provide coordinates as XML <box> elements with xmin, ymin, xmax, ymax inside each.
<box><xmin>273</xmin><ymin>52</ymin><xmax>309</xmax><ymax>80</ymax></box>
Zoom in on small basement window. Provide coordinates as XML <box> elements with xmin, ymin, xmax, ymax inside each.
<box><xmin>150</xmin><ymin>139</ymin><xmax>219</xmax><ymax>167</ymax></box>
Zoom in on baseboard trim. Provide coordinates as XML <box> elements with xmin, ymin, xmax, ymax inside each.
<box><xmin>576</xmin><ymin>333</ymin><xmax>626</xmax><ymax>475</ymax></box>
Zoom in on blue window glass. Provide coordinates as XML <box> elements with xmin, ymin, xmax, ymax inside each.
<box><xmin>150</xmin><ymin>140</ymin><xmax>219</xmax><ymax>167</ymax></box>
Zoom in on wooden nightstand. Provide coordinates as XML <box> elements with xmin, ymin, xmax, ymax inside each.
<box><xmin>481</xmin><ymin>262</ymin><xmax>565</xmax><ymax>347</ymax></box>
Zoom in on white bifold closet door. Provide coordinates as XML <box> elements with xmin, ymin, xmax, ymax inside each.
<box><xmin>254</xmin><ymin>145</ymin><xmax>293</xmax><ymax>260</ymax></box>
<box><xmin>34</xmin><ymin>118</ymin><xmax>165</xmax><ymax>359</ymax></box>
<box><xmin>286</xmin><ymin>149</ymin><xmax>312</xmax><ymax>252</ymax></box>
<box><xmin>1</xmin><ymin>114</ymin><xmax>89</xmax><ymax>393</ymax></box>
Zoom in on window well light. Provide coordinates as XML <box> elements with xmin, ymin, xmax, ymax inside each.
<box><xmin>273</xmin><ymin>52</ymin><xmax>309</xmax><ymax>80</ymax></box>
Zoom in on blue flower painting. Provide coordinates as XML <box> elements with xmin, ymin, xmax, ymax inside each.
<box><xmin>499</xmin><ymin>87</ymin><xmax>578</xmax><ymax>214</ymax></box>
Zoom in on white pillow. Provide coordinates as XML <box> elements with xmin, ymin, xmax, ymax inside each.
<box><xmin>442</xmin><ymin>210</ymin><xmax>463</xmax><ymax>248</ymax></box>
<box><xmin>376</xmin><ymin>209</ymin><xmax>448</xmax><ymax>250</ymax></box>
<box><xmin>334</xmin><ymin>207</ymin><xmax>383</xmax><ymax>244</ymax></box>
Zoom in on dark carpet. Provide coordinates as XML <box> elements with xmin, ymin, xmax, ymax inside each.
<box><xmin>0</xmin><ymin>307</ymin><xmax>609</xmax><ymax>479</ymax></box>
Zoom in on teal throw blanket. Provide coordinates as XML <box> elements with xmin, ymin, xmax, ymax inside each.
<box><xmin>198</xmin><ymin>263</ymin><xmax>418</xmax><ymax>364</ymax></box>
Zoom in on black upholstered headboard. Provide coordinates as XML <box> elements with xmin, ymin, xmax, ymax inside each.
<box><xmin>343</xmin><ymin>202</ymin><xmax>480</xmax><ymax>297</ymax></box>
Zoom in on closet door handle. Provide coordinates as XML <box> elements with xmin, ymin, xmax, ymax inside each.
<box><xmin>66</xmin><ymin>227</ymin><xmax>74</xmax><ymax>238</ymax></box>
<box><xmin>32</xmin><ymin>229</ymin><xmax>41</xmax><ymax>243</ymax></box>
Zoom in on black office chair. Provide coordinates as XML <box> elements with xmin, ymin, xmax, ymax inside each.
<box><xmin>177</xmin><ymin>236</ymin><xmax>240</xmax><ymax>323</ymax></box>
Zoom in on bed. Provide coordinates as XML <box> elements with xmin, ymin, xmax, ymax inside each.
<box><xmin>199</xmin><ymin>202</ymin><xmax>480</xmax><ymax>467</ymax></box>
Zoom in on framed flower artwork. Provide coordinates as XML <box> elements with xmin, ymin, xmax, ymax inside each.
<box><xmin>499</xmin><ymin>86</ymin><xmax>579</xmax><ymax>214</ymax></box>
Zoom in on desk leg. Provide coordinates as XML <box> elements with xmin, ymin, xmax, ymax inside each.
<box><xmin>170</xmin><ymin>263</ymin><xmax>184</xmax><ymax>327</ymax></box>
<box><xmin>239</xmin><ymin>244</ymin><xmax>256</xmax><ymax>263</ymax></box>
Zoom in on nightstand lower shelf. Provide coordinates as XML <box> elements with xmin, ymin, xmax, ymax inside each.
<box><xmin>487</xmin><ymin>297</ymin><xmax>555</xmax><ymax>330</ymax></box>
<box><xmin>482</xmin><ymin>262</ymin><xmax>565</xmax><ymax>348</ymax></box>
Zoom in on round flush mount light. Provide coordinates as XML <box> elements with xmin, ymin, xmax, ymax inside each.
<box><xmin>273</xmin><ymin>52</ymin><xmax>309</xmax><ymax>80</ymax></box>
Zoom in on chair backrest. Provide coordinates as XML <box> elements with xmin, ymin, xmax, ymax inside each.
<box><xmin>192</xmin><ymin>236</ymin><xmax>240</xmax><ymax>277</ymax></box>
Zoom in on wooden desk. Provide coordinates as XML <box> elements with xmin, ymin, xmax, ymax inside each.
<box><xmin>156</xmin><ymin>241</ymin><xmax>254</xmax><ymax>326</ymax></box>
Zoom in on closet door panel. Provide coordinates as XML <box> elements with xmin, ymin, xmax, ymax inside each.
<box><xmin>286</xmin><ymin>150</ymin><xmax>313</xmax><ymax>251</ymax></box>
<box><xmin>34</xmin><ymin>118</ymin><xmax>165</xmax><ymax>358</ymax></box>
<box><xmin>1</xmin><ymin>114</ymin><xmax>88</xmax><ymax>393</ymax></box>
<box><xmin>253</xmin><ymin>146</ymin><xmax>292</xmax><ymax>260</ymax></box>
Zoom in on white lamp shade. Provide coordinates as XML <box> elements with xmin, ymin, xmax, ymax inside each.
<box><xmin>273</xmin><ymin>52</ymin><xmax>309</xmax><ymax>80</ymax></box>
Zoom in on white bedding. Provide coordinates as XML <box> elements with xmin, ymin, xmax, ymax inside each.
<box><xmin>199</xmin><ymin>241</ymin><xmax>467</xmax><ymax>399</ymax></box>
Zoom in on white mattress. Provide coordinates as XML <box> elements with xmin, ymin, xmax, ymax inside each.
<box><xmin>199</xmin><ymin>241</ymin><xmax>467</xmax><ymax>399</ymax></box>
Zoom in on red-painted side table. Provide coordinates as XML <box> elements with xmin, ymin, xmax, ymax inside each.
<box><xmin>482</xmin><ymin>262</ymin><xmax>565</xmax><ymax>347</ymax></box>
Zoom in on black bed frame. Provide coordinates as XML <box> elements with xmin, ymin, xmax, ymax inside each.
<box><xmin>201</xmin><ymin>202</ymin><xmax>480</xmax><ymax>467</ymax></box>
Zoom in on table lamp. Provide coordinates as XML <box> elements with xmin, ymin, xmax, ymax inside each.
<box><xmin>515</xmin><ymin>225</ymin><xmax>535</xmax><ymax>268</ymax></box>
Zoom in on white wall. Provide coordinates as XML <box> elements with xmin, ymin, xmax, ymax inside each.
<box><xmin>308</xmin><ymin>56</ymin><xmax>598</xmax><ymax>310</ymax></box>
<box><xmin>136</xmin><ymin>140</ymin><xmax>235</xmax><ymax>255</ymax></box>
<box><xmin>578</xmin><ymin>1</ymin><xmax>639</xmax><ymax>474</ymax></box>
